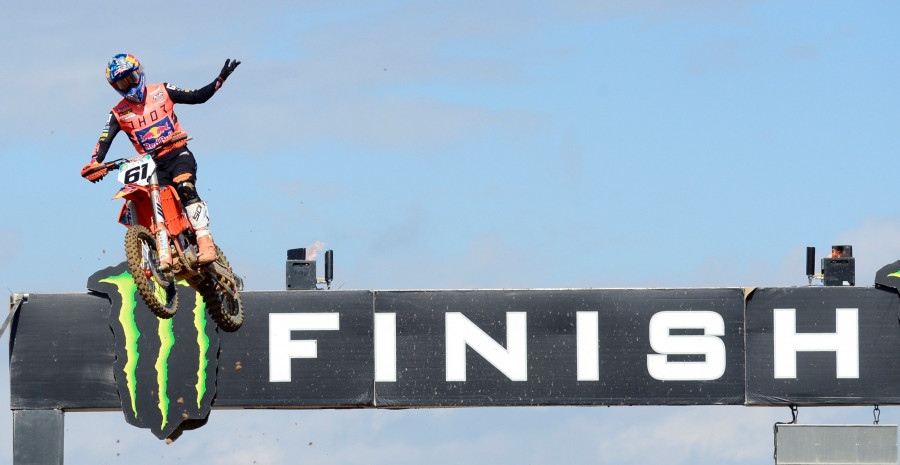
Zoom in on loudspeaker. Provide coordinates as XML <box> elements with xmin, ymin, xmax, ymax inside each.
<box><xmin>286</xmin><ymin>248</ymin><xmax>317</xmax><ymax>290</ymax></box>
<box><xmin>822</xmin><ymin>257</ymin><xmax>855</xmax><ymax>286</ymax></box>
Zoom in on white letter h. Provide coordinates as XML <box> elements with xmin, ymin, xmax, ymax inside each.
<box><xmin>773</xmin><ymin>308</ymin><xmax>859</xmax><ymax>379</ymax></box>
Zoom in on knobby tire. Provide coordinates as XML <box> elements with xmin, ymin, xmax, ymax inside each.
<box><xmin>199</xmin><ymin>246</ymin><xmax>244</xmax><ymax>332</ymax></box>
<box><xmin>124</xmin><ymin>225</ymin><xmax>179</xmax><ymax>319</ymax></box>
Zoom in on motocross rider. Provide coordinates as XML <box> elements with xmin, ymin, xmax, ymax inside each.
<box><xmin>81</xmin><ymin>54</ymin><xmax>240</xmax><ymax>270</ymax></box>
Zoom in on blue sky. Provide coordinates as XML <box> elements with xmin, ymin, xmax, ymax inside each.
<box><xmin>2</xmin><ymin>1</ymin><xmax>900</xmax><ymax>463</ymax></box>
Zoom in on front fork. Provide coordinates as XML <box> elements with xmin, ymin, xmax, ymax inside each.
<box><xmin>148</xmin><ymin>180</ymin><xmax>172</xmax><ymax>266</ymax></box>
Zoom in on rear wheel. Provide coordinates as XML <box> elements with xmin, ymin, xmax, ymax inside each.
<box><xmin>124</xmin><ymin>225</ymin><xmax>178</xmax><ymax>318</ymax></box>
<box><xmin>199</xmin><ymin>246</ymin><xmax>243</xmax><ymax>331</ymax></box>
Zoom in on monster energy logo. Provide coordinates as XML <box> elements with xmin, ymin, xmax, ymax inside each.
<box><xmin>90</xmin><ymin>263</ymin><xmax>218</xmax><ymax>440</ymax></box>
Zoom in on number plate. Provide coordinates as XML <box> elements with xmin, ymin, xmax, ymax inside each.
<box><xmin>117</xmin><ymin>155</ymin><xmax>156</xmax><ymax>186</ymax></box>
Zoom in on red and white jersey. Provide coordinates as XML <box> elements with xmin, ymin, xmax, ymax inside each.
<box><xmin>111</xmin><ymin>83</ymin><xmax>188</xmax><ymax>155</ymax></box>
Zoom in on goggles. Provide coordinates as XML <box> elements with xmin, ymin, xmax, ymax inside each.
<box><xmin>113</xmin><ymin>70</ymin><xmax>142</xmax><ymax>91</ymax></box>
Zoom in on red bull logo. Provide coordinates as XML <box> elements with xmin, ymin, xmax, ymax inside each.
<box><xmin>136</xmin><ymin>117</ymin><xmax>175</xmax><ymax>151</ymax></box>
<box><xmin>140</xmin><ymin>123</ymin><xmax>172</xmax><ymax>142</ymax></box>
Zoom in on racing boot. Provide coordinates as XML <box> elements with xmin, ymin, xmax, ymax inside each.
<box><xmin>196</xmin><ymin>231</ymin><xmax>217</xmax><ymax>265</ymax></box>
<box><xmin>185</xmin><ymin>201</ymin><xmax>217</xmax><ymax>265</ymax></box>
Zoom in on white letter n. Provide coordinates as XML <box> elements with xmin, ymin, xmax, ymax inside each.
<box><xmin>445</xmin><ymin>312</ymin><xmax>527</xmax><ymax>382</ymax></box>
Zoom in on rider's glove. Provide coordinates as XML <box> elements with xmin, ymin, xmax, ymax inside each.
<box><xmin>219</xmin><ymin>59</ymin><xmax>241</xmax><ymax>81</ymax></box>
<box><xmin>81</xmin><ymin>162</ymin><xmax>107</xmax><ymax>183</ymax></box>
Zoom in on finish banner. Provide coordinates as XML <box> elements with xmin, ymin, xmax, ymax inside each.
<box><xmin>12</xmin><ymin>268</ymin><xmax>900</xmax><ymax>435</ymax></box>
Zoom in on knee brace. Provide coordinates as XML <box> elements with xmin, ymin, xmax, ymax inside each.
<box><xmin>185</xmin><ymin>201</ymin><xmax>211</xmax><ymax>233</ymax></box>
<box><xmin>176</xmin><ymin>181</ymin><xmax>201</xmax><ymax>206</ymax></box>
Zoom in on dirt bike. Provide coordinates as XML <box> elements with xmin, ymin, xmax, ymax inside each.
<box><xmin>85</xmin><ymin>137</ymin><xmax>244</xmax><ymax>331</ymax></box>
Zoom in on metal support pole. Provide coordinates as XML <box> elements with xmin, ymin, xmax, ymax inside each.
<box><xmin>13</xmin><ymin>409</ymin><xmax>64</xmax><ymax>465</ymax></box>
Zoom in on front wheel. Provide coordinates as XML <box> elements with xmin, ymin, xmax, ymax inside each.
<box><xmin>124</xmin><ymin>225</ymin><xmax>178</xmax><ymax>318</ymax></box>
<box><xmin>198</xmin><ymin>246</ymin><xmax>243</xmax><ymax>331</ymax></box>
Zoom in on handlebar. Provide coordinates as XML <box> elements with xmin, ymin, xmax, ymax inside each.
<box><xmin>84</xmin><ymin>134</ymin><xmax>190</xmax><ymax>176</ymax></box>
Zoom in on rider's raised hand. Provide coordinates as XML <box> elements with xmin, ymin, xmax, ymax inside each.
<box><xmin>81</xmin><ymin>162</ymin><xmax>108</xmax><ymax>183</ymax></box>
<box><xmin>219</xmin><ymin>59</ymin><xmax>241</xmax><ymax>80</ymax></box>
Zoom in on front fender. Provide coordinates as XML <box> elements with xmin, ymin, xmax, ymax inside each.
<box><xmin>112</xmin><ymin>184</ymin><xmax>148</xmax><ymax>201</ymax></box>
<box><xmin>114</xmin><ymin>185</ymin><xmax>153</xmax><ymax>229</ymax></box>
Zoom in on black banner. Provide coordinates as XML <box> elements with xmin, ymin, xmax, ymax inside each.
<box><xmin>746</xmin><ymin>286</ymin><xmax>900</xmax><ymax>405</ymax></box>
<box><xmin>374</xmin><ymin>289</ymin><xmax>745</xmax><ymax>406</ymax></box>
<box><xmin>9</xmin><ymin>293</ymin><xmax>118</xmax><ymax>409</ymax></box>
<box><xmin>14</xmin><ymin>270</ymin><xmax>900</xmax><ymax>416</ymax></box>
<box><xmin>214</xmin><ymin>291</ymin><xmax>375</xmax><ymax>408</ymax></box>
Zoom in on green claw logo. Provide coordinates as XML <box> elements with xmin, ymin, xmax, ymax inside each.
<box><xmin>89</xmin><ymin>263</ymin><xmax>219</xmax><ymax>440</ymax></box>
